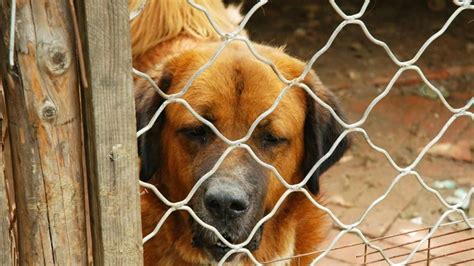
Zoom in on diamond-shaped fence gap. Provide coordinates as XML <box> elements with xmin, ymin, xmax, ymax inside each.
<box><xmin>396</xmin><ymin>179</ymin><xmax>471</xmax><ymax>233</ymax></box>
<box><xmin>330</xmin><ymin>171</ymin><xmax>423</xmax><ymax>238</ymax></box>
<box><xmin>240</xmin><ymin>2</ymin><xmax>344</xmax><ymax>61</ymax></box>
<box><xmin>360</xmin><ymin>1</ymin><xmax>471</xmax><ymax>63</ymax></box>
<box><xmin>322</xmin><ymin>34</ymin><xmax>399</xmax><ymax>91</ymax></box>
<box><xmin>414</xmin><ymin>114</ymin><xmax>473</xmax><ymax>176</ymax></box>
<box><xmin>413</xmin><ymin>10</ymin><xmax>474</xmax><ymax>99</ymax></box>
<box><xmin>308</xmin><ymin>24</ymin><xmax>399</xmax><ymax>121</ymax></box>
<box><xmin>359</xmin><ymin>173</ymin><xmax>450</xmax><ymax>239</ymax></box>
<box><xmin>408</xmin><ymin>111</ymin><xmax>473</xmax><ymax>171</ymax></box>
<box><xmin>354</xmin><ymin>69</ymin><xmax>470</xmax><ymax>168</ymax></box>
<box><xmin>321</xmin><ymin>132</ymin><xmax>400</xmax><ymax>224</ymax></box>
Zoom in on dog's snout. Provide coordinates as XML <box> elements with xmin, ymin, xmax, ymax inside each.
<box><xmin>204</xmin><ymin>185</ymin><xmax>249</xmax><ymax>219</ymax></box>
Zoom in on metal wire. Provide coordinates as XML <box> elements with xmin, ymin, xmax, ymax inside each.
<box><xmin>357</xmin><ymin>228</ymin><xmax>473</xmax><ymax>258</ymax></box>
<box><xmin>131</xmin><ymin>0</ymin><xmax>474</xmax><ymax>265</ymax></box>
<box><xmin>8</xmin><ymin>0</ymin><xmax>16</xmax><ymax>67</ymax></box>
<box><xmin>262</xmin><ymin>218</ymin><xmax>474</xmax><ymax>264</ymax></box>
<box><xmin>365</xmin><ymin>238</ymin><xmax>474</xmax><ymax>264</ymax></box>
<box><xmin>129</xmin><ymin>0</ymin><xmax>149</xmax><ymax>21</ymax></box>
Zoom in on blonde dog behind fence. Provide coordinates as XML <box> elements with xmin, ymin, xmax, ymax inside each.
<box><xmin>129</xmin><ymin>0</ymin><xmax>244</xmax><ymax>69</ymax></box>
<box><xmin>130</xmin><ymin>0</ymin><xmax>350</xmax><ymax>265</ymax></box>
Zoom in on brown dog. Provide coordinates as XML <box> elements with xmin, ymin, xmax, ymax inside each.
<box><xmin>131</xmin><ymin>1</ymin><xmax>350</xmax><ymax>265</ymax></box>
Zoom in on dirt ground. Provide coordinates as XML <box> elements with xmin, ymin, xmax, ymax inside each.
<box><xmin>237</xmin><ymin>0</ymin><xmax>473</xmax><ymax>264</ymax></box>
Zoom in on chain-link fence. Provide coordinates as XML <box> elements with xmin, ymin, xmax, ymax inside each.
<box><xmin>130</xmin><ymin>0</ymin><xmax>473</xmax><ymax>265</ymax></box>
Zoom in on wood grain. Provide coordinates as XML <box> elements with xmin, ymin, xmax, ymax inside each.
<box><xmin>76</xmin><ymin>0</ymin><xmax>144</xmax><ymax>264</ymax></box>
<box><xmin>0</xmin><ymin>0</ymin><xmax>88</xmax><ymax>264</ymax></box>
<box><xmin>0</xmin><ymin>117</ymin><xmax>13</xmax><ymax>266</ymax></box>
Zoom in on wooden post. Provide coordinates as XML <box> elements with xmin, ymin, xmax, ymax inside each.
<box><xmin>1</xmin><ymin>116</ymin><xmax>13</xmax><ymax>266</ymax></box>
<box><xmin>75</xmin><ymin>0</ymin><xmax>144</xmax><ymax>264</ymax></box>
<box><xmin>0</xmin><ymin>0</ymin><xmax>88</xmax><ymax>265</ymax></box>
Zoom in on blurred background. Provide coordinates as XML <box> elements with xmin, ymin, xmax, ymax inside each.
<box><xmin>227</xmin><ymin>0</ymin><xmax>473</xmax><ymax>264</ymax></box>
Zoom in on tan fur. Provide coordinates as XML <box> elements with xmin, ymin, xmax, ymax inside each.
<box><xmin>129</xmin><ymin>0</ymin><xmax>240</xmax><ymax>61</ymax></box>
<box><xmin>132</xmin><ymin>1</ymin><xmax>335</xmax><ymax>265</ymax></box>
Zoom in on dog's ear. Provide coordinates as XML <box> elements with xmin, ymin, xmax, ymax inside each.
<box><xmin>301</xmin><ymin>72</ymin><xmax>350</xmax><ymax>194</ymax></box>
<box><xmin>135</xmin><ymin>72</ymin><xmax>172</xmax><ymax>182</ymax></box>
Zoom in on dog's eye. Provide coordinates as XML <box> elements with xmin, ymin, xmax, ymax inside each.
<box><xmin>261</xmin><ymin>133</ymin><xmax>286</xmax><ymax>147</ymax></box>
<box><xmin>180</xmin><ymin>126</ymin><xmax>209</xmax><ymax>143</ymax></box>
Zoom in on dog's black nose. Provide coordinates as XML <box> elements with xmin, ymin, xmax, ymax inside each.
<box><xmin>204</xmin><ymin>186</ymin><xmax>249</xmax><ymax>219</ymax></box>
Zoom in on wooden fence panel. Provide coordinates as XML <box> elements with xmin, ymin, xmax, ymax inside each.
<box><xmin>1</xmin><ymin>117</ymin><xmax>13</xmax><ymax>266</ymax></box>
<box><xmin>0</xmin><ymin>0</ymin><xmax>88</xmax><ymax>265</ymax></box>
<box><xmin>76</xmin><ymin>0</ymin><xmax>144</xmax><ymax>264</ymax></box>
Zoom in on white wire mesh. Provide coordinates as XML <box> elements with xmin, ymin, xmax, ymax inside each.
<box><xmin>8</xmin><ymin>0</ymin><xmax>16</xmax><ymax>67</ymax></box>
<box><xmin>129</xmin><ymin>0</ymin><xmax>474</xmax><ymax>265</ymax></box>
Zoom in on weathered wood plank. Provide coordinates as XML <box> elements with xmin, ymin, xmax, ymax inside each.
<box><xmin>0</xmin><ymin>0</ymin><xmax>88</xmax><ymax>265</ymax></box>
<box><xmin>1</xmin><ymin>83</ymin><xmax>17</xmax><ymax>265</ymax></box>
<box><xmin>0</xmin><ymin>116</ymin><xmax>13</xmax><ymax>266</ymax></box>
<box><xmin>75</xmin><ymin>0</ymin><xmax>143</xmax><ymax>264</ymax></box>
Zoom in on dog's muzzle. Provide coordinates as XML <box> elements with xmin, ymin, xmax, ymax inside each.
<box><xmin>191</xmin><ymin>179</ymin><xmax>264</xmax><ymax>262</ymax></box>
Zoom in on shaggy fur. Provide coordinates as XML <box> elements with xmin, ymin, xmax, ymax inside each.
<box><xmin>129</xmin><ymin>0</ymin><xmax>242</xmax><ymax>64</ymax></box>
<box><xmin>131</xmin><ymin>1</ymin><xmax>349</xmax><ymax>265</ymax></box>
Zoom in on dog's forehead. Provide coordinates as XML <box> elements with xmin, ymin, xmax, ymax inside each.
<box><xmin>166</xmin><ymin>50</ymin><xmax>307</xmax><ymax>135</ymax></box>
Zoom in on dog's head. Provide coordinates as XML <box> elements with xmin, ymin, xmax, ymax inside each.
<box><xmin>136</xmin><ymin>42</ymin><xmax>349</xmax><ymax>262</ymax></box>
